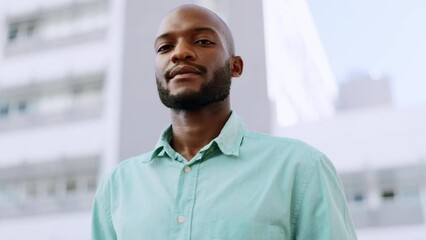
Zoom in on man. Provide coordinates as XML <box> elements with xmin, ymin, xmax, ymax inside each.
<box><xmin>92</xmin><ymin>4</ymin><xmax>357</xmax><ymax>240</ymax></box>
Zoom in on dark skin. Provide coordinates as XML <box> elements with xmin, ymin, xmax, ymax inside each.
<box><xmin>155</xmin><ymin>5</ymin><xmax>244</xmax><ymax>161</ymax></box>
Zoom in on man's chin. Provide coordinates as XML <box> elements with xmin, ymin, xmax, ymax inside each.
<box><xmin>168</xmin><ymin>86</ymin><xmax>201</xmax><ymax>97</ymax></box>
<box><xmin>158</xmin><ymin>91</ymin><xmax>203</xmax><ymax>110</ymax></box>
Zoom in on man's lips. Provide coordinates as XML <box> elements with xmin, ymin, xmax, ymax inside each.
<box><xmin>168</xmin><ymin>65</ymin><xmax>202</xmax><ymax>80</ymax></box>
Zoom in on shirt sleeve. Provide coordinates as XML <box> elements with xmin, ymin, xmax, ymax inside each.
<box><xmin>294</xmin><ymin>155</ymin><xmax>358</xmax><ymax>240</ymax></box>
<box><xmin>92</xmin><ymin>182</ymin><xmax>117</xmax><ymax>240</ymax></box>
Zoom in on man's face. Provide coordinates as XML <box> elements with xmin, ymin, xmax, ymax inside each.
<box><xmin>154</xmin><ymin>7</ymin><xmax>232</xmax><ymax>110</ymax></box>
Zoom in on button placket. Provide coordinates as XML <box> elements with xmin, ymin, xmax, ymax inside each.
<box><xmin>170</xmin><ymin>162</ymin><xmax>200</xmax><ymax>240</ymax></box>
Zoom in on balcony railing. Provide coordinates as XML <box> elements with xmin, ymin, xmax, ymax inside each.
<box><xmin>0</xmin><ymin>155</ymin><xmax>99</xmax><ymax>219</ymax></box>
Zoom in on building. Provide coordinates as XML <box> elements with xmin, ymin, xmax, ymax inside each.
<box><xmin>0</xmin><ymin>1</ymin><xmax>110</xmax><ymax>238</ymax></box>
<box><xmin>263</xmin><ymin>0</ymin><xmax>338</xmax><ymax>127</ymax></box>
<box><xmin>313</xmin><ymin>71</ymin><xmax>426</xmax><ymax>239</ymax></box>
<box><xmin>276</xmin><ymin>105</ymin><xmax>426</xmax><ymax>240</ymax></box>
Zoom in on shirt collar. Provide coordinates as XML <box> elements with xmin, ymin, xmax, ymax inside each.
<box><xmin>213</xmin><ymin>112</ymin><xmax>245</xmax><ymax>156</ymax></box>
<box><xmin>144</xmin><ymin>112</ymin><xmax>246</xmax><ymax>163</ymax></box>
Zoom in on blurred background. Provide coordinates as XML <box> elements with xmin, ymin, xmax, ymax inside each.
<box><xmin>0</xmin><ymin>0</ymin><xmax>425</xmax><ymax>239</ymax></box>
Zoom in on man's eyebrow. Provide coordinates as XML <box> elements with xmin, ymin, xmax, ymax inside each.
<box><xmin>155</xmin><ymin>27</ymin><xmax>219</xmax><ymax>45</ymax></box>
<box><xmin>191</xmin><ymin>27</ymin><xmax>218</xmax><ymax>35</ymax></box>
<box><xmin>155</xmin><ymin>33</ymin><xmax>172</xmax><ymax>45</ymax></box>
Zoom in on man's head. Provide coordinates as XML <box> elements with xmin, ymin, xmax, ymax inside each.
<box><xmin>154</xmin><ymin>4</ymin><xmax>243</xmax><ymax>110</ymax></box>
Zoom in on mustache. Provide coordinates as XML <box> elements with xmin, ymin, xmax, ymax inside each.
<box><xmin>165</xmin><ymin>63</ymin><xmax>208</xmax><ymax>80</ymax></box>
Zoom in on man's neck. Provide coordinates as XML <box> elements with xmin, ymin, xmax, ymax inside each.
<box><xmin>170</xmin><ymin>100</ymin><xmax>231</xmax><ymax>161</ymax></box>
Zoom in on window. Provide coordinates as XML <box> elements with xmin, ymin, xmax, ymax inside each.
<box><xmin>6</xmin><ymin>21</ymin><xmax>39</xmax><ymax>44</ymax></box>
<box><xmin>0</xmin><ymin>104</ymin><xmax>9</xmax><ymax>117</ymax></box>
<box><xmin>17</xmin><ymin>101</ymin><xmax>28</xmax><ymax>113</ymax></box>
<box><xmin>26</xmin><ymin>21</ymin><xmax>37</xmax><ymax>37</ymax></box>
<box><xmin>341</xmin><ymin>166</ymin><xmax>426</xmax><ymax>228</ymax></box>
<box><xmin>7</xmin><ymin>24</ymin><xmax>18</xmax><ymax>42</ymax></box>
<box><xmin>0</xmin><ymin>101</ymin><xmax>30</xmax><ymax>119</ymax></box>
<box><xmin>353</xmin><ymin>193</ymin><xmax>364</xmax><ymax>202</ymax></box>
<box><xmin>66</xmin><ymin>179</ymin><xmax>77</xmax><ymax>193</ymax></box>
<box><xmin>382</xmin><ymin>190</ymin><xmax>395</xmax><ymax>200</ymax></box>
<box><xmin>0</xmin><ymin>75</ymin><xmax>103</xmax><ymax>129</ymax></box>
<box><xmin>5</xmin><ymin>1</ymin><xmax>108</xmax><ymax>49</ymax></box>
<box><xmin>0</xmin><ymin>156</ymin><xmax>99</xmax><ymax>218</ymax></box>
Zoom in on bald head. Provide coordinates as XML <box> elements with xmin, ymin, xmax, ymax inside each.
<box><xmin>156</xmin><ymin>4</ymin><xmax>235</xmax><ymax>56</ymax></box>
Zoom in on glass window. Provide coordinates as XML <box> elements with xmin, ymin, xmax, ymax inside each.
<box><xmin>26</xmin><ymin>21</ymin><xmax>38</xmax><ymax>37</ymax></box>
<box><xmin>7</xmin><ymin>24</ymin><xmax>19</xmax><ymax>42</ymax></box>
<box><xmin>353</xmin><ymin>193</ymin><xmax>364</xmax><ymax>202</ymax></box>
<box><xmin>382</xmin><ymin>190</ymin><xmax>395</xmax><ymax>200</ymax></box>
<box><xmin>66</xmin><ymin>179</ymin><xmax>77</xmax><ymax>193</ymax></box>
<box><xmin>0</xmin><ymin>104</ymin><xmax>9</xmax><ymax>117</ymax></box>
<box><xmin>17</xmin><ymin>101</ymin><xmax>28</xmax><ymax>113</ymax></box>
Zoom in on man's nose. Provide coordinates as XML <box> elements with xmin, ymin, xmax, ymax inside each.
<box><xmin>171</xmin><ymin>42</ymin><xmax>196</xmax><ymax>63</ymax></box>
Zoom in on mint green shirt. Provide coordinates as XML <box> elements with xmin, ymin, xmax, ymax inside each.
<box><xmin>92</xmin><ymin>113</ymin><xmax>357</xmax><ymax>240</ymax></box>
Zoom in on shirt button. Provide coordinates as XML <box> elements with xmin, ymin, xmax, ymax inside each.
<box><xmin>183</xmin><ymin>166</ymin><xmax>191</xmax><ymax>173</ymax></box>
<box><xmin>177</xmin><ymin>216</ymin><xmax>186</xmax><ymax>224</ymax></box>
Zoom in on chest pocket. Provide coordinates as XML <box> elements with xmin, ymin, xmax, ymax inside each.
<box><xmin>209</xmin><ymin>219</ymin><xmax>287</xmax><ymax>240</ymax></box>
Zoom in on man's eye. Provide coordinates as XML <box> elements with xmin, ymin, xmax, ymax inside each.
<box><xmin>195</xmin><ymin>39</ymin><xmax>214</xmax><ymax>45</ymax></box>
<box><xmin>157</xmin><ymin>45</ymin><xmax>173</xmax><ymax>53</ymax></box>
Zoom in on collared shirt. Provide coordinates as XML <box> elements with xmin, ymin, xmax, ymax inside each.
<box><xmin>92</xmin><ymin>112</ymin><xmax>357</xmax><ymax>240</ymax></box>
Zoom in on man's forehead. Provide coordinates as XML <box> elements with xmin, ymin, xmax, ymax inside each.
<box><xmin>156</xmin><ymin>6</ymin><xmax>224</xmax><ymax>37</ymax></box>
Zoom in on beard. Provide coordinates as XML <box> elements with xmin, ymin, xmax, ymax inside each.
<box><xmin>156</xmin><ymin>60</ymin><xmax>231</xmax><ymax>111</ymax></box>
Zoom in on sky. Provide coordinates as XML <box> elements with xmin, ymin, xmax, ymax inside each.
<box><xmin>306</xmin><ymin>0</ymin><xmax>426</xmax><ymax>107</ymax></box>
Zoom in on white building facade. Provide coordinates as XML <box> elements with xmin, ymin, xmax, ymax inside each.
<box><xmin>263</xmin><ymin>0</ymin><xmax>338</xmax><ymax>127</ymax></box>
<box><xmin>0</xmin><ymin>0</ymin><xmax>110</xmax><ymax>239</ymax></box>
<box><xmin>277</xmin><ymin>105</ymin><xmax>426</xmax><ymax>240</ymax></box>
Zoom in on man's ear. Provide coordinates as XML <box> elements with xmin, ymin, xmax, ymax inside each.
<box><xmin>230</xmin><ymin>56</ymin><xmax>243</xmax><ymax>77</ymax></box>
